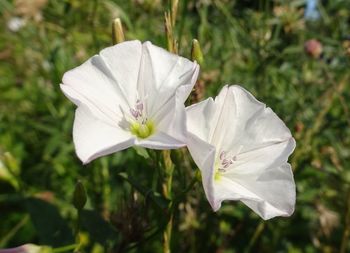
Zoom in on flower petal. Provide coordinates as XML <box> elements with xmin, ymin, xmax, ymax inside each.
<box><xmin>216</xmin><ymin>163</ymin><xmax>295</xmax><ymax>220</ymax></box>
<box><xmin>210</xmin><ymin>85</ymin><xmax>292</xmax><ymax>154</ymax></box>
<box><xmin>61</xmin><ymin>57</ymin><xmax>124</xmax><ymax>126</ymax></box>
<box><xmin>153</xmin><ymin>82</ymin><xmax>199</xmax><ymax>145</ymax></box>
<box><xmin>73</xmin><ymin>106</ymin><xmax>134</xmax><ymax>163</ymax></box>
<box><xmin>226</xmin><ymin>138</ymin><xmax>295</xmax><ymax>176</ymax></box>
<box><xmin>214</xmin><ymin>138</ymin><xmax>295</xmax><ymax>219</ymax></box>
<box><xmin>99</xmin><ymin>40</ymin><xmax>142</xmax><ymax>104</ymax></box>
<box><xmin>187</xmin><ymin>132</ymin><xmax>217</xmax><ymax>208</ymax></box>
<box><xmin>139</xmin><ymin>41</ymin><xmax>199</xmax><ymax>119</ymax></box>
<box><xmin>136</xmin><ymin>131</ymin><xmax>185</xmax><ymax>149</ymax></box>
<box><xmin>186</xmin><ymin>97</ymin><xmax>216</xmax><ymax>142</ymax></box>
<box><xmin>61</xmin><ymin>41</ymin><xmax>143</xmax><ymax>125</ymax></box>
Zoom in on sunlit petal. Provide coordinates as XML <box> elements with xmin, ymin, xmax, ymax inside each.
<box><xmin>73</xmin><ymin>106</ymin><xmax>134</xmax><ymax>164</ymax></box>
<box><xmin>186</xmin><ymin>85</ymin><xmax>296</xmax><ymax>219</ymax></box>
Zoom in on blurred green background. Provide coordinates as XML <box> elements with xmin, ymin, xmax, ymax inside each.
<box><xmin>1</xmin><ymin>0</ymin><xmax>350</xmax><ymax>252</ymax></box>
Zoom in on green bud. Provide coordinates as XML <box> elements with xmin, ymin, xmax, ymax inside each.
<box><xmin>112</xmin><ymin>18</ymin><xmax>125</xmax><ymax>45</ymax></box>
<box><xmin>191</xmin><ymin>39</ymin><xmax>204</xmax><ymax>65</ymax></box>
<box><xmin>73</xmin><ymin>180</ymin><xmax>87</xmax><ymax>210</ymax></box>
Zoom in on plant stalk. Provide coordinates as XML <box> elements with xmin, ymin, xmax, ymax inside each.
<box><xmin>162</xmin><ymin>150</ymin><xmax>174</xmax><ymax>253</ymax></box>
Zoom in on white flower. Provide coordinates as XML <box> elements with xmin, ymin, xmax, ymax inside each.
<box><xmin>186</xmin><ymin>85</ymin><xmax>296</xmax><ymax>220</ymax></box>
<box><xmin>7</xmin><ymin>17</ymin><xmax>26</xmax><ymax>32</ymax></box>
<box><xmin>61</xmin><ymin>40</ymin><xmax>199</xmax><ymax>163</ymax></box>
<box><xmin>0</xmin><ymin>244</ymin><xmax>50</xmax><ymax>253</ymax></box>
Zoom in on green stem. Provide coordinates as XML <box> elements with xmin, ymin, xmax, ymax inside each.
<box><xmin>0</xmin><ymin>215</ymin><xmax>29</xmax><ymax>247</ymax></box>
<box><xmin>53</xmin><ymin>244</ymin><xmax>78</xmax><ymax>253</ymax></box>
<box><xmin>74</xmin><ymin>209</ymin><xmax>82</xmax><ymax>252</ymax></box>
<box><xmin>245</xmin><ymin>222</ymin><xmax>265</xmax><ymax>253</ymax></box>
<box><xmin>162</xmin><ymin>2</ymin><xmax>179</xmax><ymax>250</ymax></box>
<box><xmin>162</xmin><ymin>150</ymin><xmax>174</xmax><ymax>253</ymax></box>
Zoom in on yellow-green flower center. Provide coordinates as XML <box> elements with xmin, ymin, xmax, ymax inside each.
<box><xmin>214</xmin><ymin>170</ymin><xmax>222</xmax><ymax>181</ymax></box>
<box><xmin>128</xmin><ymin>99</ymin><xmax>155</xmax><ymax>139</ymax></box>
<box><xmin>130</xmin><ymin>120</ymin><xmax>155</xmax><ymax>139</ymax></box>
<box><xmin>214</xmin><ymin>150</ymin><xmax>238</xmax><ymax>181</ymax></box>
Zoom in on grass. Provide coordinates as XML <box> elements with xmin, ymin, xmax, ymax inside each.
<box><xmin>0</xmin><ymin>0</ymin><xmax>350</xmax><ymax>252</ymax></box>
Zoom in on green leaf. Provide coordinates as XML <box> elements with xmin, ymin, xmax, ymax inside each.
<box><xmin>25</xmin><ymin>198</ymin><xmax>74</xmax><ymax>247</ymax></box>
<box><xmin>0</xmin><ymin>160</ymin><xmax>19</xmax><ymax>190</ymax></box>
<box><xmin>80</xmin><ymin>209</ymin><xmax>119</xmax><ymax>245</ymax></box>
<box><xmin>133</xmin><ymin>146</ymin><xmax>150</xmax><ymax>159</ymax></box>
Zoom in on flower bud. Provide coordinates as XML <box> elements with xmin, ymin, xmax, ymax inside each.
<box><xmin>304</xmin><ymin>39</ymin><xmax>323</xmax><ymax>58</ymax></box>
<box><xmin>112</xmin><ymin>18</ymin><xmax>125</xmax><ymax>45</ymax></box>
<box><xmin>191</xmin><ymin>39</ymin><xmax>204</xmax><ymax>65</ymax></box>
<box><xmin>73</xmin><ymin>180</ymin><xmax>87</xmax><ymax>210</ymax></box>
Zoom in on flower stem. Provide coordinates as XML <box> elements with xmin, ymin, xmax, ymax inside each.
<box><xmin>53</xmin><ymin>244</ymin><xmax>78</xmax><ymax>253</ymax></box>
<box><xmin>0</xmin><ymin>215</ymin><xmax>29</xmax><ymax>247</ymax></box>
<box><xmin>162</xmin><ymin>150</ymin><xmax>174</xmax><ymax>253</ymax></box>
<box><xmin>74</xmin><ymin>209</ymin><xmax>82</xmax><ymax>252</ymax></box>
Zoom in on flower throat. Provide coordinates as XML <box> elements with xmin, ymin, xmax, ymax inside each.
<box><xmin>129</xmin><ymin>99</ymin><xmax>155</xmax><ymax>139</ymax></box>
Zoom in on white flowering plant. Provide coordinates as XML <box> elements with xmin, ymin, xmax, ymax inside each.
<box><xmin>56</xmin><ymin>4</ymin><xmax>296</xmax><ymax>252</ymax></box>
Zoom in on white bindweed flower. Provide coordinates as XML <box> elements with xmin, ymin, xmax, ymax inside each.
<box><xmin>186</xmin><ymin>85</ymin><xmax>296</xmax><ymax>220</ymax></box>
<box><xmin>61</xmin><ymin>40</ymin><xmax>199</xmax><ymax>163</ymax></box>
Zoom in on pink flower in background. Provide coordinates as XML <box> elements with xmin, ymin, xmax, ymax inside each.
<box><xmin>61</xmin><ymin>40</ymin><xmax>199</xmax><ymax>163</ymax></box>
<box><xmin>186</xmin><ymin>85</ymin><xmax>296</xmax><ymax>220</ymax></box>
<box><xmin>0</xmin><ymin>244</ymin><xmax>50</xmax><ymax>253</ymax></box>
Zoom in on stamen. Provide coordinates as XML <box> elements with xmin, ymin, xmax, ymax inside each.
<box><xmin>130</xmin><ymin>108</ymin><xmax>140</xmax><ymax>119</ymax></box>
<box><xmin>217</xmin><ymin>149</ymin><xmax>240</xmax><ymax>173</ymax></box>
<box><xmin>136</xmin><ymin>99</ymin><xmax>143</xmax><ymax>111</ymax></box>
<box><xmin>128</xmin><ymin>99</ymin><xmax>154</xmax><ymax>139</ymax></box>
<box><xmin>215</xmin><ymin>148</ymin><xmax>243</xmax><ymax>180</ymax></box>
<box><xmin>219</xmin><ymin>151</ymin><xmax>226</xmax><ymax>160</ymax></box>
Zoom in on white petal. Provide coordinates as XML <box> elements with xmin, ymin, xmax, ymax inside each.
<box><xmin>61</xmin><ymin>41</ymin><xmax>143</xmax><ymax>125</ymax></box>
<box><xmin>217</xmin><ymin>163</ymin><xmax>295</xmax><ymax>220</ymax></box>
<box><xmin>99</xmin><ymin>40</ymin><xmax>142</xmax><ymax>104</ymax></box>
<box><xmin>136</xmin><ymin>132</ymin><xmax>185</xmax><ymax>149</ymax></box>
<box><xmin>73</xmin><ymin>106</ymin><xmax>134</xmax><ymax>163</ymax></box>
<box><xmin>187</xmin><ymin>133</ymin><xmax>217</xmax><ymax>208</ymax></box>
<box><xmin>139</xmin><ymin>41</ymin><xmax>199</xmax><ymax>119</ymax></box>
<box><xmin>153</xmin><ymin>83</ymin><xmax>197</xmax><ymax>145</ymax></box>
<box><xmin>61</xmin><ymin>57</ymin><xmax>126</xmax><ymax>126</ymax></box>
<box><xmin>210</xmin><ymin>85</ymin><xmax>292</xmax><ymax>154</ymax></box>
<box><xmin>186</xmin><ymin>97</ymin><xmax>216</xmax><ymax>142</ymax></box>
<box><xmin>214</xmin><ymin>138</ymin><xmax>295</xmax><ymax>218</ymax></box>
<box><xmin>226</xmin><ymin>138</ymin><xmax>295</xmax><ymax>176</ymax></box>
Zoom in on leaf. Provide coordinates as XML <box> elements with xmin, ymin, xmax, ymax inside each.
<box><xmin>80</xmin><ymin>209</ymin><xmax>119</xmax><ymax>245</ymax></box>
<box><xmin>133</xmin><ymin>146</ymin><xmax>150</xmax><ymax>159</ymax></box>
<box><xmin>0</xmin><ymin>161</ymin><xmax>19</xmax><ymax>190</ymax></box>
<box><xmin>25</xmin><ymin>197</ymin><xmax>74</xmax><ymax>247</ymax></box>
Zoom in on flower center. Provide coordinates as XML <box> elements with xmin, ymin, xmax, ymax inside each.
<box><xmin>214</xmin><ymin>151</ymin><xmax>237</xmax><ymax>181</ymax></box>
<box><xmin>129</xmin><ymin>99</ymin><xmax>155</xmax><ymax>139</ymax></box>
